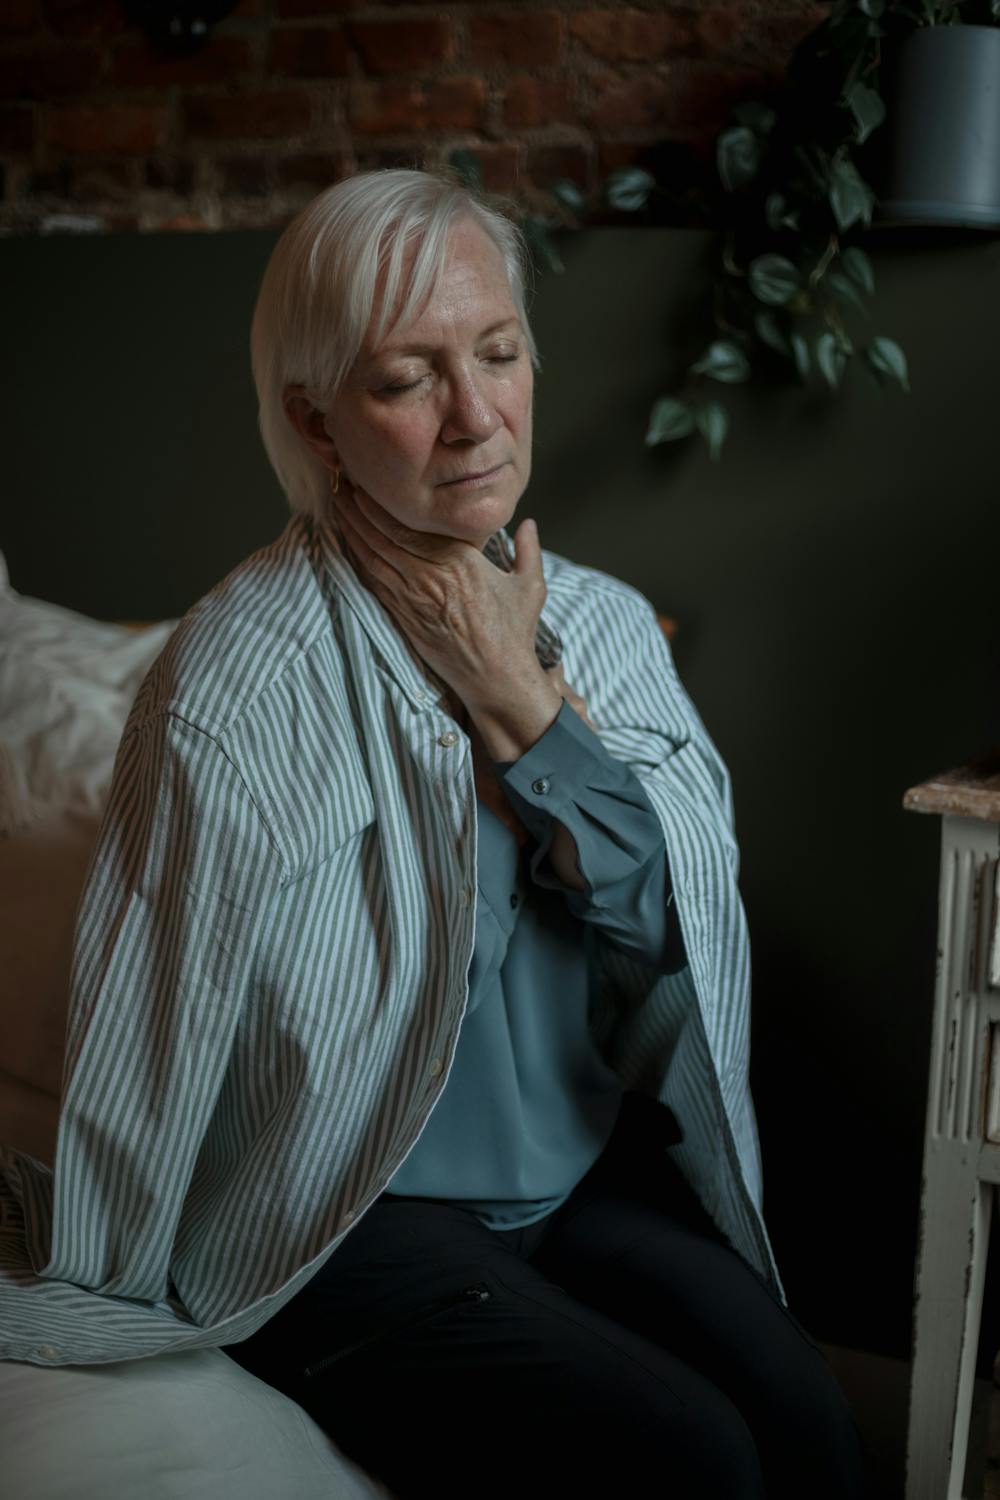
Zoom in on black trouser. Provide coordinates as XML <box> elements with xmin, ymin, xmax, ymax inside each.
<box><xmin>223</xmin><ymin>1092</ymin><xmax>870</xmax><ymax>1500</ymax></box>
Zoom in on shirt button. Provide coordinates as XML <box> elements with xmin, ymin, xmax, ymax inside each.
<box><xmin>510</xmin><ymin>893</ymin><xmax>519</xmax><ymax>909</ymax></box>
<box><xmin>531</xmin><ymin>776</ymin><xmax>551</xmax><ymax>795</ymax></box>
<box><xmin>429</xmin><ymin>1058</ymin><xmax>443</xmax><ymax>1077</ymax></box>
<box><xmin>34</xmin><ymin>1346</ymin><xmax>62</xmax><ymax>1359</ymax></box>
<box><xmin>438</xmin><ymin>730</ymin><xmax>459</xmax><ymax>748</ymax></box>
<box><xmin>460</xmin><ymin>887</ymin><xmax>473</xmax><ymax>907</ymax></box>
<box><xmin>342</xmin><ymin>1210</ymin><xmax>356</xmax><ymax>1226</ymax></box>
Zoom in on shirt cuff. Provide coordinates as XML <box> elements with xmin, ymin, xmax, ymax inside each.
<box><xmin>490</xmin><ymin>697</ymin><xmax>607</xmax><ymax>843</ymax></box>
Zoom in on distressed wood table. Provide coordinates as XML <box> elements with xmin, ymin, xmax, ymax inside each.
<box><xmin>904</xmin><ymin>750</ymin><xmax>1000</xmax><ymax>1500</ymax></box>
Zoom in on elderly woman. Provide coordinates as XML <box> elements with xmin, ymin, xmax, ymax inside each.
<box><xmin>0</xmin><ymin>169</ymin><xmax>867</xmax><ymax>1499</ymax></box>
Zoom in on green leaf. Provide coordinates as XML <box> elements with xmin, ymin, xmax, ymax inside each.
<box><xmin>689</xmin><ymin>339</ymin><xmax>751</xmax><ymax>383</ymax></box>
<box><xmin>826</xmin><ymin>271</ymin><xmax>871</xmax><ymax>316</ymax></box>
<box><xmin>693</xmin><ymin>401</ymin><xmax>730</xmax><ymax>462</ymax></box>
<box><xmin>755</xmin><ymin>311</ymin><xmax>792</xmax><ymax>356</ymax></box>
<box><xmin>857</xmin><ymin>0</ymin><xmax>884</xmax><ymax>17</ymax></box>
<box><xmin>865</xmin><ymin>336</ymin><xmax>910</xmax><ymax>392</ymax></box>
<box><xmin>816</xmin><ymin>331</ymin><xmax>848</xmax><ymax>390</ymax></box>
<box><xmin>521</xmin><ymin>215</ymin><xmax>563</xmax><ymax>273</ymax></box>
<box><xmin>550</xmin><ymin>178</ymin><xmax>585</xmax><ymax>215</ymax></box>
<box><xmin>646</xmin><ymin>397</ymin><xmax>695</xmax><ymax>446</ymax></box>
<box><xmin>991</xmin><ymin>0</ymin><xmax>1000</xmax><ymax>20</ymax></box>
<box><xmin>606</xmin><ymin>167</ymin><xmax>655</xmax><ymax>212</ymax></box>
<box><xmin>731</xmin><ymin>101</ymin><xmax>778</xmax><ymax>135</ymax></box>
<box><xmin>829</xmin><ymin>159</ymin><xmax>876</xmax><ymax>231</ymax></box>
<box><xmin>765</xmin><ymin>192</ymin><xmax>801</xmax><ymax>232</ymax></box>
<box><xmin>790</xmin><ymin>332</ymin><xmax>811</xmax><ymax>382</ymax></box>
<box><xmin>447</xmin><ymin>149</ymin><xmax>482</xmax><ymax>191</ymax></box>
<box><xmin>765</xmin><ymin>193</ymin><xmax>786</xmax><ymax>232</ymax></box>
<box><xmin>844</xmin><ymin>81</ymin><xmax>886</xmax><ymax>145</ymax></box>
<box><xmin>840</xmin><ymin>246</ymin><xmax>875</xmax><ymax>295</ymax></box>
<box><xmin>717</xmin><ymin>127</ymin><xmax>761</xmax><ymax>193</ymax></box>
<box><xmin>748</xmin><ymin>253</ymin><xmax>802</xmax><ymax>306</ymax></box>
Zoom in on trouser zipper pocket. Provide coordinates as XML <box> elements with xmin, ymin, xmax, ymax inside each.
<box><xmin>301</xmin><ymin>1281</ymin><xmax>493</xmax><ymax>1380</ymax></box>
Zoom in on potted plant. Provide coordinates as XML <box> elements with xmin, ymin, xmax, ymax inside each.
<box><xmin>542</xmin><ymin>0</ymin><xmax>1000</xmax><ymax>461</ymax></box>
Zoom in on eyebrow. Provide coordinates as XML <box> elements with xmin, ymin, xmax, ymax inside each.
<box><xmin>366</xmin><ymin>317</ymin><xmax>521</xmax><ymax>363</ymax></box>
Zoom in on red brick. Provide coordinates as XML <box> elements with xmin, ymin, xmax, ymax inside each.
<box><xmin>69</xmin><ymin>159</ymin><xmax>137</xmax><ymax>201</ymax></box>
<box><xmin>44</xmin><ymin>0</ymin><xmax>129</xmax><ymax>38</ymax></box>
<box><xmin>690</xmin><ymin>5</ymin><xmax>826</xmax><ymax>64</ymax></box>
<box><xmin>0</xmin><ymin>0</ymin><xmax>39</xmax><ymax>36</ymax></box>
<box><xmin>276</xmin><ymin>0</ymin><xmax>355</xmax><ymax>16</ymax></box>
<box><xmin>219</xmin><ymin>155</ymin><xmax>270</xmax><ymax>196</ymax></box>
<box><xmin>145</xmin><ymin>156</ymin><xmax>194</xmax><ymax>193</ymax></box>
<box><xmin>464</xmin><ymin>142</ymin><xmax>524</xmax><ymax>194</ymax></box>
<box><xmin>350</xmin><ymin>76</ymin><xmax>484</xmax><ymax>134</ymax></box>
<box><xmin>661</xmin><ymin>62</ymin><xmax>782</xmax><ymax>131</ymax></box>
<box><xmin>0</xmin><ymin>45</ymin><xmax>103</xmax><ymax>99</ymax></box>
<box><xmin>347</xmin><ymin>19</ymin><xmax>454</xmax><ymax>76</ymax></box>
<box><xmin>527</xmin><ymin>142</ymin><xmax>592</xmax><ymax>192</ymax></box>
<box><xmin>350</xmin><ymin>80</ymin><xmax>426</xmax><ymax>134</ymax></box>
<box><xmin>183</xmin><ymin>89</ymin><xmax>312</xmax><ymax>141</ymax></box>
<box><xmin>268</xmin><ymin>26</ymin><xmax>352</xmax><ymax>78</ymax></box>
<box><xmin>47</xmin><ymin>102</ymin><xmax>167</xmax><ymax>153</ymax></box>
<box><xmin>468</xmin><ymin>12</ymin><xmax>564</xmax><ymax>68</ymax></box>
<box><xmin>587</xmin><ymin>73</ymin><xmax>671</xmax><ymax>131</ymax></box>
<box><xmin>108</xmin><ymin>37</ymin><xmax>254</xmax><ymax>89</ymax></box>
<box><xmin>502</xmin><ymin>75</ymin><xmax>576</xmax><ymax>131</ymax></box>
<box><xmin>155</xmin><ymin>211</ymin><xmax>214</xmax><ymax>231</ymax></box>
<box><xmin>274</xmin><ymin>151</ymin><xmax>352</xmax><ymax>189</ymax></box>
<box><xmin>355</xmin><ymin>145</ymin><xmax>428</xmax><ymax>175</ymax></box>
<box><xmin>426</xmin><ymin>76</ymin><xmax>485</xmax><ymax>130</ymax></box>
<box><xmin>0</xmin><ymin>105</ymin><xmax>34</xmax><ymax>152</ymax></box>
<box><xmin>571</xmin><ymin>8</ymin><xmax>692</xmax><ymax>64</ymax></box>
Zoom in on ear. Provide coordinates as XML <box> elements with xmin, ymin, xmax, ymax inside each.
<box><xmin>284</xmin><ymin>387</ymin><xmax>339</xmax><ymax>469</ymax></box>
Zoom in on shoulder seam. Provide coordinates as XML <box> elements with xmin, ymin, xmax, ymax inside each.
<box><xmin>122</xmin><ymin>706</ymin><xmax>290</xmax><ymax>881</ymax></box>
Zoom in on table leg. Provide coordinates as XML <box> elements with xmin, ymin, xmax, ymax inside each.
<box><xmin>906</xmin><ymin>1147</ymin><xmax>993</xmax><ymax>1499</ymax></box>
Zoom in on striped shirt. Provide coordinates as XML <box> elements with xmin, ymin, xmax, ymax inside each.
<box><xmin>0</xmin><ymin>512</ymin><xmax>784</xmax><ymax>1367</ymax></box>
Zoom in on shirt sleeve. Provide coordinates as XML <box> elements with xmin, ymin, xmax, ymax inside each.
<box><xmin>492</xmin><ymin>697</ymin><xmax>686</xmax><ymax>974</ymax></box>
<box><xmin>42</xmin><ymin>709</ymin><xmax>283</xmax><ymax>1304</ymax></box>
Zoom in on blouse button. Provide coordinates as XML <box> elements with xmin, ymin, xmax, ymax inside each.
<box><xmin>438</xmin><ymin>730</ymin><xmax>459</xmax><ymax>748</ymax></box>
<box><xmin>531</xmin><ymin>776</ymin><xmax>550</xmax><ymax>795</ymax></box>
<box><xmin>510</xmin><ymin>893</ymin><xmax>519</xmax><ymax>909</ymax></box>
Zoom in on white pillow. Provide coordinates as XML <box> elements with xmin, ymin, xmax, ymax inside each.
<box><xmin>0</xmin><ymin>548</ymin><xmax>176</xmax><ymax>836</ymax></box>
<box><xmin>0</xmin><ymin>1347</ymin><xmax>398</xmax><ymax>1500</ymax></box>
<box><xmin>0</xmin><ymin>553</ymin><xmax>178</xmax><ymax>1105</ymax></box>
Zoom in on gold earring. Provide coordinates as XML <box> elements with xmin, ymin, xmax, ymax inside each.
<box><xmin>330</xmin><ymin>464</ymin><xmax>340</xmax><ymax>496</ymax></box>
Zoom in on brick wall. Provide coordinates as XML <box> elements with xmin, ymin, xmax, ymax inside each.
<box><xmin>0</xmin><ymin>0</ymin><xmax>826</xmax><ymax>235</ymax></box>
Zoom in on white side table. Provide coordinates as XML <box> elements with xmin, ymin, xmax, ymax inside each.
<box><xmin>904</xmin><ymin>752</ymin><xmax>1000</xmax><ymax>1500</ymax></box>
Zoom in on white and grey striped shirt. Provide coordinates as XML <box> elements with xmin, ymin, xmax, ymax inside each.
<box><xmin>0</xmin><ymin>512</ymin><xmax>784</xmax><ymax>1366</ymax></box>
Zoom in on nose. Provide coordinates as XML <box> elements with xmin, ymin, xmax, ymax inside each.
<box><xmin>439</xmin><ymin>366</ymin><xmax>502</xmax><ymax>445</ymax></box>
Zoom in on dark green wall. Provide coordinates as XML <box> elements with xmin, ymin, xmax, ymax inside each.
<box><xmin>3</xmin><ymin>225</ymin><xmax>999</xmax><ymax>1365</ymax></box>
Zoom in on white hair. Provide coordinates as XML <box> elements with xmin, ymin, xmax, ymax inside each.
<box><xmin>250</xmin><ymin>168</ymin><xmax>539</xmax><ymax>522</ymax></box>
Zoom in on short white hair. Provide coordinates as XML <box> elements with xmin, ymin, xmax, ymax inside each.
<box><xmin>250</xmin><ymin>168</ymin><xmax>539</xmax><ymax>522</ymax></box>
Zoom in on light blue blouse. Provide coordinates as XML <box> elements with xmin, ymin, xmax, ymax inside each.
<box><xmin>384</xmin><ymin>697</ymin><xmax>687</xmax><ymax>1227</ymax></box>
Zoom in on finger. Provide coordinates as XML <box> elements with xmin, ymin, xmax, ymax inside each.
<box><xmin>511</xmin><ymin>517</ymin><xmax>541</xmax><ymax>578</ymax></box>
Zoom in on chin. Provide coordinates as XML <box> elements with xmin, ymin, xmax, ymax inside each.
<box><xmin>434</xmin><ymin>485</ymin><xmax>523</xmax><ymax>546</ymax></box>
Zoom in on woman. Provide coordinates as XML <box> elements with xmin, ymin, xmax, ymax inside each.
<box><xmin>0</xmin><ymin>169</ymin><xmax>867</xmax><ymax>1498</ymax></box>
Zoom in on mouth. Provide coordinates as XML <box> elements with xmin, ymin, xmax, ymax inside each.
<box><xmin>436</xmin><ymin>462</ymin><xmax>509</xmax><ymax>490</ymax></box>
